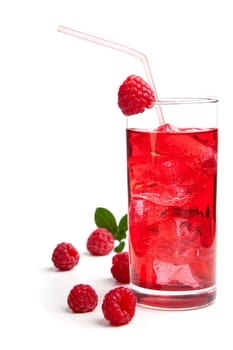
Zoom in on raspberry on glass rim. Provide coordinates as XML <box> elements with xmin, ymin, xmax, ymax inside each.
<box><xmin>118</xmin><ymin>75</ymin><xmax>156</xmax><ymax>116</ymax></box>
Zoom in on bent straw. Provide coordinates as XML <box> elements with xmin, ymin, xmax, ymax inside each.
<box><xmin>58</xmin><ymin>25</ymin><xmax>165</xmax><ymax>125</ymax></box>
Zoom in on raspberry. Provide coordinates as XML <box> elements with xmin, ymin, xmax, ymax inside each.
<box><xmin>51</xmin><ymin>242</ymin><xmax>80</xmax><ymax>271</ymax></box>
<box><xmin>87</xmin><ymin>228</ymin><xmax>114</xmax><ymax>256</ymax></box>
<box><xmin>118</xmin><ymin>75</ymin><xmax>155</xmax><ymax>116</ymax></box>
<box><xmin>102</xmin><ymin>286</ymin><xmax>136</xmax><ymax>326</ymax></box>
<box><xmin>111</xmin><ymin>252</ymin><xmax>130</xmax><ymax>283</ymax></box>
<box><xmin>67</xmin><ymin>284</ymin><xmax>98</xmax><ymax>313</ymax></box>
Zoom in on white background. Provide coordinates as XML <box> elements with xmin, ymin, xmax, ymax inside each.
<box><xmin>0</xmin><ymin>0</ymin><xmax>232</xmax><ymax>349</ymax></box>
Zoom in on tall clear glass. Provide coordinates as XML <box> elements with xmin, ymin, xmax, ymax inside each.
<box><xmin>126</xmin><ymin>97</ymin><xmax>218</xmax><ymax>310</ymax></box>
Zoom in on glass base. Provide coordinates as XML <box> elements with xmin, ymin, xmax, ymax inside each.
<box><xmin>131</xmin><ymin>284</ymin><xmax>216</xmax><ymax>310</ymax></box>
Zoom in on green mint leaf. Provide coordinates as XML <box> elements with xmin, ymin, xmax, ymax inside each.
<box><xmin>116</xmin><ymin>229</ymin><xmax>127</xmax><ymax>241</ymax></box>
<box><xmin>118</xmin><ymin>214</ymin><xmax>128</xmax><ymax>233</ymax></box>
<box><xmin>94</xmin><ymin>207</ymin><xmax>117</xmax><ymax>235</ymax></box>
<box><xmin>115</xmin><ymin>214</ymin><xmax>128</xmax><ymax>241</ymax></box>
<box><xmin>114</xmin><ymin>241</ymin><xmax>125</xmax><ymax>253</ymax></box>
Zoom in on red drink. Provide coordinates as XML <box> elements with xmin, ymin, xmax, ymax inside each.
<box><xmin>127</xmin><ymin>123</ymin><xmax>218</xmax><ymax>309</ymax></box>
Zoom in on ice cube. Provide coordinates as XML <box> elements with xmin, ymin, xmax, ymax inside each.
<box><xmin>129</xmin><ymin>197</ymin><xmax>164</xmax><ymax>257</ymax></box>
<box><xmin>173</xmin><ymin>219</ymin><xmax>200</xmax><ymax>263</ymax></box>
<box><xmin>155</xmin><ymin>123</ymin><xmax>181</xmax><ymax>133</ymax></box>
<box><xmin>156</xmin><ymin>132</ymin><xmax>214</xmax><ymax>165</ymax></box>
<box><xmin>153</xmin><ymin>259</ymin><xmax>199</xmax><ymax>288</ymax></box>
<box><xmin>130</xmin><ymin>197</ymin><xmax>166</xmax><ymax>225</ymax></box>
<box><xmin>129</xmin><ymin>156</ymin><xmax>196</xmax><ymax>206</ymax></box>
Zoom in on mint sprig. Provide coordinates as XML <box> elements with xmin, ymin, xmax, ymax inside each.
<box><xmin>94</xmin><ymin>207</ymin><xmax>128</xmax><ymax>252</ymax></box>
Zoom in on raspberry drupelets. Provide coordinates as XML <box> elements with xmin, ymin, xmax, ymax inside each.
<box><xmin>102</xmin><ymin>287</ymin><xmax>136</xmax><ymax>326</ymax></box>
<box><xmin>52</xmin><ymin>242</ymin><xmax>80</xmax><ymax>271</ymax></box>
<box><xmin>67</xmin><ymin>284</ymin><xmax>98</xmax><ymax>313</ymax></box>
<box><xmin>118</xmin><ymin>75</ymin><xmax>155</xmax><ymax>116</ymax></box>
<box><xmin>111</xmin><ymin>252</ymin><xmax>130</xmax><ymax>283</ymax></box>
<box><xmin>87</xmin><ymin>228</ymin><xmax>114</xmax><ymax>256</ymax></box>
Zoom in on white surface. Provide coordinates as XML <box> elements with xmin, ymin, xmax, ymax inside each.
<box><xmin>0</xmin><ymin>0</ymin><xmax>232</xmax><ymax>349</ymax></box>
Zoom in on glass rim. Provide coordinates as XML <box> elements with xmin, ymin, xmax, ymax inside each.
<box><xmin>154</xmin><ymin>97</ymin><xmax>219</xmax><ymax>105</ymax></box>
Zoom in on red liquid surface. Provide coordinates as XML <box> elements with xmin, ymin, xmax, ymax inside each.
<box><xmin>127</xmin><ymin>124</ymin><xmax>218</xmax><ymax>299</ymax></box>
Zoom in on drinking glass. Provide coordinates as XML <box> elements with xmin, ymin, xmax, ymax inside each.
<box><xmin>127</xmin><ymin>97</ymin><xmax>218</xmax><ymax>310</ymax></box>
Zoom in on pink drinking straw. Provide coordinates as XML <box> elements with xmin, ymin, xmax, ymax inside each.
<box><xmin>58</xmin><ymin>25</ymin><xmax>164</xmax><ymax>125</ymax></box>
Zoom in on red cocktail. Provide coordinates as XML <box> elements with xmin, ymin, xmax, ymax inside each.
<box><xmin>127</xmin><ymin>118</ymin><xmax>218</xmax><ymax>309</ymax></box>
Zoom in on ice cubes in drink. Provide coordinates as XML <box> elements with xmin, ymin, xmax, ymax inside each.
<box><xmin>155</xmin><ymin>124</ymin><xmax>216</xmax><ymax>173</ymax></box>
<box><xmin>127</xmin><ymin>125</ymin><xmax>217</xmax><ymax>208</ymax></box>
<box><xmin>152</xmin><ymin>212</ymin><xmax>214</xmax><ymax>289</ymax></box>
<box><xmin>153</xmin><ymin>259</ymin><xmax>199</xmax><ymax>288</ymax></box>
<box><xmin>127</xmin><ymin>125</ymin><xmax>217</xmax><ymax>291</ymax></box>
